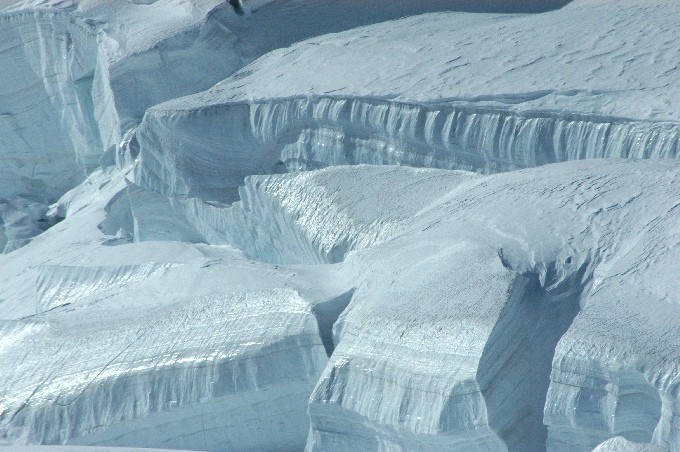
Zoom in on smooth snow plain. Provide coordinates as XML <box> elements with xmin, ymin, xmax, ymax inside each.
<box><xmin>0</xmin><ymin>0</ymin><xmax>679</xmax><ymax>451</ymax></box>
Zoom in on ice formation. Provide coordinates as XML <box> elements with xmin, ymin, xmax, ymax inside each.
<box><xmin>0</xmin><ymin>0</ymin><xmax>679</xmax><ymax>451</ymax></box>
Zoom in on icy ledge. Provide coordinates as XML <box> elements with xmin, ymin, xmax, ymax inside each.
<box><xmin>136</xmin><ymin>96</ymin><xmax>680</xmax><ymax>201</ymax></box>
<box><xmin>0</xmin><ymin>289</ymin><xmax>326</xmax><ymax>450</ymax></box>
<box><xmin>134</xmin><ymin>0</ymin><xmax>680</xmax><ymax>201</ymax></box>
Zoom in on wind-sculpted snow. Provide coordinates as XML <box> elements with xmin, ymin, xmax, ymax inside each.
<box><xmin>3</xmin><ymin>0</ymin><xmax>680</xmax><ymax>450</ymax></box>
<box><xmin>0</xmin><ymin>289</ymin><xmax>327</xmax><ymax>450</ymax></box>
<box><xmin>135</xmin><ymin>0</ymin><xmax>680</xmax><ymax>202</ymax></box>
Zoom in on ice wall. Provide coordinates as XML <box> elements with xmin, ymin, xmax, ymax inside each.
<box><xmin>0</xmin><ymin>2</ymin><xmax>246</xmax><ymax>254</ymax></box>
<box><xmin>135</xmin><ymin>96</ymin><xmax>680</xmax><ymax>202</ymax></box>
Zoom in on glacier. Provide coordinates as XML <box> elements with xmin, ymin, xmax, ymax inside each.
<box><xmin>1</xmin><ymin>0</ymin><xmax>679</xmax><ymax>451</ymax></box>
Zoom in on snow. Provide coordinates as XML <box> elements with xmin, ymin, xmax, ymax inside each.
<box><xmin>0</xmin><ymin>448</ymin><xmax>198</xmax><ymax>452</ymax></box>
<box><xmin>1</xmin><ymin>0</ymin><xmax>477</xmax><ymax>251</ymax></box>
<box><xmin>1</xmin><ymin>0</ymin><xmax>680</xmax><ymax>451</ymax></box>
<box><xmin>135</xmin><ymin>0</ymin><xmax>680</xmax><ymax>203</ymax></box>
<box><xmin>1</xmin><ymin>289</ymin><xmax>327</xmax><ymax>449</ymax></box>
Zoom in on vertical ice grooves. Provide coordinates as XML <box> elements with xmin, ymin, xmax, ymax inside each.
<box><xmin>0</xmin><ymin>10</ymin><xmax>100</xmax><ymax>203</ymax></box>
<box><xmin>138</xmin><ymin>96</ymin><xmax>680</xmax><ymax>201</ymax></box>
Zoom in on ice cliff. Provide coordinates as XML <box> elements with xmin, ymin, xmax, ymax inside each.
<box><xmin>134</xmin><ymin>0</ymin><xmax>680</xmax><ymax>202</ymax></box>
<box><xmin>1</xmin><ymin>0</ymin><xmax>679</xmax><ymax>451</ymax></box>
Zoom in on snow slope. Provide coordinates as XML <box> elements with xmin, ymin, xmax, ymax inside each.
<box><xmin>1</xmin><ymin>0</ymin><xmax>680</xmax><ymax>451</ymax></box>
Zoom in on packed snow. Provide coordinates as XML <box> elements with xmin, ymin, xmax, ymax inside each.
<box><xmin>0</xmin><ymin>0</ymin><xmax>679</xmax><ymax>451</ymax></box>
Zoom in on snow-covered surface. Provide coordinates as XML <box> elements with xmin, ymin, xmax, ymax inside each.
<box><xmin>1</xmin><ymin>0</ymin><xmax>680</xmax><ymax>451</ymax></box>
<box><xmin>592</xmin><ymin>436</ymin><xmax>669</xmax><ymax>452</ymax></box>
<box><xmin>0</xmin><ymin>0</ymin><xmax>479</xmax><ymax>251</ymax></box>
<box><xmin>135</xmin><ymin>0</ymin><xmax>680</xmax><ymax>204</ymax></box>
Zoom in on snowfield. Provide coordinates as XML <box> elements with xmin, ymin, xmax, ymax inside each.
<box><xmin>0</xmin><ymin>0</ymin><xmax>678</xmax><ymax>451</ymax></box>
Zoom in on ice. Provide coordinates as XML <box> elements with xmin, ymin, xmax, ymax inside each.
<box><xmin>0</xmin><ymin>0</ymin><xmax>503</xmax><ymax>251</ymax></box>
<box><xmin>1</xmin><ymin>0</ymin><xmax>680</xmax><ymax>451</ymax></box>
<box><xmin>137</xmin><ymin>97</ymin><xmax>680</xmax><ymax>202</ymax></box>
<box><xmin>293</xmin><ymin>161</ymin><xmax>680</xmax><ymax>451</ymax></box>
<box><xmin>1</xmin><ymin>289</ymin><xmax>327</xmax><ymax>449</ymax></box>
<box><xmin>134</xmin><ymin>0</ymin><xmax>680</xmax><ymax>202</ymax></box>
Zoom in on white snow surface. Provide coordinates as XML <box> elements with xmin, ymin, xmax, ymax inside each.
<box><xmin>592</xmin><ymin>436</ymin><xmax>669</xmax><ymax>452</ymax></box>
<box><xmin>1</xmin><ymin>1</ymin><xmax>680</xmax><ymax>452</ymax></box>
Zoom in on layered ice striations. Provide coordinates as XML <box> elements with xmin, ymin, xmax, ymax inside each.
<box><xmin>136</xmin><ymin>96</ymin><xmax>680</xmax><ymax>202</ymax></box>
<box><xmin>298</xmin><ymin>162</ymin><xmax>680</xmax><ymax>452</ymax></box>
<box><xmin>36</xmin><ymin>262</ymin><xmax>177</xmax><ymax>313</ymax></box>
<box><xmin>0</xmin><ymin>289</ymin><xmax>327</xmax><ymax>450</ymax></box>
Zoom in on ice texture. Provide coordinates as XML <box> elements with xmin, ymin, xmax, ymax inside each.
<box><xmin>1</xmin><ymin>0</ymin><xmax>680</xmax><ymax>451</ymax></box>
<box><xmin>1</xmin><ymin>289</ymin><xmax>327</xmax><ymax>449</ymax></box>
<box><xmin>134</xmin><ymin>0</ymin><xmax>680</xmax><ymax>203</ymax></box>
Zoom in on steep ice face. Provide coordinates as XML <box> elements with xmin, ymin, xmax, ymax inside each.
<box><xmin>0</xmin><ymin>0</ymin><xmax>241</xmax><ymax>253</ymax></box>
<box><xmin>0</xmin><ymin>10</ymin><xmax>99</xmax><ymax>204</ymax></box>
<box><xmin>136</xmin><ymin>96</ymin><xmax>680</xmax><ymax>202</ymax></box>
<box><xmin>134</xmin><ymin>0</ymin><xmax>680</xmax><ymax>202</ymax></box>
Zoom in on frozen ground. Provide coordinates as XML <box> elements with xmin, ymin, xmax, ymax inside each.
<box><xmin>0</xmin><ymin>1</ymin><xmax>678</xmax><ymax>451</ymax></box>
